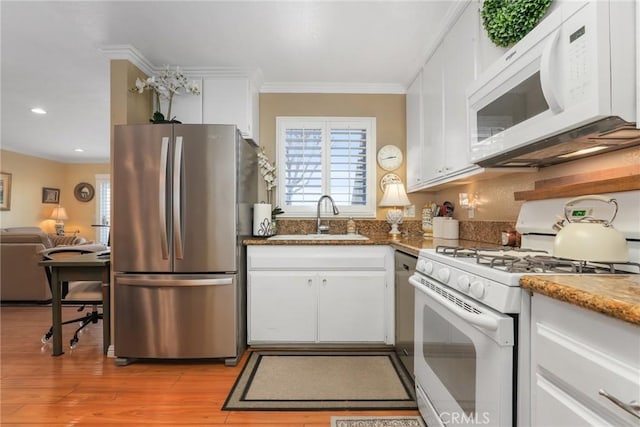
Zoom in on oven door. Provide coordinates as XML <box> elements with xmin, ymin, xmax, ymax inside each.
<box><xmin>410</xmin><ymin>273</ymin><xmax>515</xmax><ymax>427</ymax></box>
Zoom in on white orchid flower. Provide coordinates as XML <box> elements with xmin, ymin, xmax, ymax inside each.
<box><xmin>130</xmin><ymin>65</ymin><xmax>201</xmax><ymax>121</ymax></box>
<box><xmin>135</xmin><ymin>78</ymin><xmax>146</xmax><ymax>93</ymax></box>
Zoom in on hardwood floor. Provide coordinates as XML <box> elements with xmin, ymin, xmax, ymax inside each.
<box><xmin>0</xmin><ymin>306</ymin><xmax>419</xmax><ymax>426</ymax></box>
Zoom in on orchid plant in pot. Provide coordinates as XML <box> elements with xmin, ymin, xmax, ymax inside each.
<box><xmin>254</xmin><ymin>147</ymin><xmax>283</xmax><ymax>236</ymax></box>
<box><xmin>131</xmin><ymin>65</ymin><xmax>200</xmax><ymax>123</ymax></box>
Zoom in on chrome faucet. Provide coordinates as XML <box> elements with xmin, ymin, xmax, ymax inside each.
<box><xmin>316</xmin><ymin>195</ymin><xmax>340</xmax><ymax>234</ymax></box>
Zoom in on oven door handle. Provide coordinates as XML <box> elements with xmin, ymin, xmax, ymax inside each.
<box><xmin>410</xmin><ymin>276</ymin><xmax>499</xmax><ymax>331</ymax></box>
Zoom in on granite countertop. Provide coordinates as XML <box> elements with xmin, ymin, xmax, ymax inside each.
<box><xmin>243</xmin><ymin>233</ymin><xmax>499</xmax><ymax>257</ymax></box>
<box><xmin>521</xmin><ymin>275</ymin><xmax>640</xmax><ymax>326</ymax></box>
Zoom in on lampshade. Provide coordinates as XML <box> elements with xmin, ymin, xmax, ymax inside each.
<box><xmin>379</xmin><ymin>183</ymin><xmax>411</xmax><ymax>207</ymax></box>
<box><xmin>50</xmin><ymin>206</ymin><xmax>68</xmax><ymax>221</ymax></box>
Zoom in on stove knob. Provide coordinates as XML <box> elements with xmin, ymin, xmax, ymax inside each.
<box><xmin>457</xmin><ymin>275</ymin><xmax>470</xmax><ymax>291</ymax></box>
<box><xmin>424</xmin><ymin>261</ymin><xmax>434</xmax><ymax>274</ymax></box>
<box><xmin>417</xmin><ymin>259</ymin><xmax>433</xmax><ymax>274</ymax></box>
<box><xmin>470</xmin><ymin>280</ymin><xmax>485</xmax><ymax>299</ymax></box>
<box><xmin>437</xmin><ymin>268</ymin><xmax>450</xmax><ymax>283</ymax></box>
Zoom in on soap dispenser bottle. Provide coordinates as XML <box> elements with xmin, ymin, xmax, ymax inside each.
<box><xmin>347</xmin><ymin>217</ymin><xmax>356</xmax><ymax>234</ymax></box>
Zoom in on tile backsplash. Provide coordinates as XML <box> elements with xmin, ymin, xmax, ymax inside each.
<box><xmin>276</xmin><ymin>219</ymin><xmax>516</xmax><ymax>245</ymax></box>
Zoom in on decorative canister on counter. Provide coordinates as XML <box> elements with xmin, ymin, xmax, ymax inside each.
<box><xmin>253</xmin><ymin>203</ymin><xmax>275</xmax><ymax>236</ymax></box>
<box><xmin>422</xmin><ymin>202</ymin><xmax>434</xmax><ymax>237</ymax></box>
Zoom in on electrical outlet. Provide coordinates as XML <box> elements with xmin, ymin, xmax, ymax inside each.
<box><xmin>404</xmin><ymin>204</ymin><xmax>415</xmax><ymax>218</ymax></box>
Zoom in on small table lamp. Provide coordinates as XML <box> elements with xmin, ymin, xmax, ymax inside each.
<box><xmin>50</xmin><ymin>205</ymin><xmax>68</xmax><ymax>236</ymax></box>
<box><xmin>379</xmin><ymin>182</ymin><xmax>411</xmax><ymax>238</ymax></box>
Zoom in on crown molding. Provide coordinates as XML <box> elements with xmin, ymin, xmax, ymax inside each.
<box><xmin>98</xmin><ymin>44</ymin><xmax>155</xmax><ymax>76</ymax></box>
<box><xmin>260</xmin><ymin>82</ymin><xmax>406</xmax><ymax>94</ymax></box>
<box><xmin>98</xmin><ymin>44</ymin><xmax>263</xmax><ymax>87</ymax></box>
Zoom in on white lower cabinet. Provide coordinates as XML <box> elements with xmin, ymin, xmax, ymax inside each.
<box><xmin>247</xmin><ymin>245</ymin><xmax>393</xmax><ymax>345</ymax></box>
<box><xmin>248</xmin><ymin>271</ymin><xmax>317</xmax><ymax>342</ymax></box>
<box><xmin>531</xmin><ymin>294</ymin><xmax>640</xmax><ymax>426</ymax></box>
<box><xmin>317</xmin><ymin>271</ymin><xmax>386</xmax><ymax>342</ymax></box>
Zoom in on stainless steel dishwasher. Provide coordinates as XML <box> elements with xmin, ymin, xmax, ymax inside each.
<box><xmin>394</xmin><ymin>250</ymin><xmax>416</xmax><ymax>378</ymax></box>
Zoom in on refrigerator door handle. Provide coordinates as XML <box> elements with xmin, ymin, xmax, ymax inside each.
<box><xmin>159</xmin><ymin>136</ymin><xmax>170</xmax><ymax>260</ymax></box>
<box><xmin>173</xmin><ymin>136</ymin><xmax>184</xmax><ymax>260</ymax></box>
<box><xmin>117</xmin><ymin>277</ymin><xmax>233</xmax><ymax>287</ymax></box>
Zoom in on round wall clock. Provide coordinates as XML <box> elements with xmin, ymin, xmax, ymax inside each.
<box><xmin>377</xmin><ymin>145</ymin><xmax>403</xmax><ymax>171</ymax></box>
<box><xmin>379</xmin><ymin>173</ymin><xmax>402</xmax><ymax>192</ymax></box>
<box><xmin>74</xmin><ymin>182</ymin><xmax>95</xmax><ymax>202</ymax></box>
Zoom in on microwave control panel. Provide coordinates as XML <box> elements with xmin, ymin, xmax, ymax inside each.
<box><xmin>567</xmin><ymin>24</ymin><xmax>589</xmax><ymax>103</ymax></box>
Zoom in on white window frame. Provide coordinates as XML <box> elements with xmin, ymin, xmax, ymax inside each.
<box><xmin>276</xmin><ymin>116</ymin><xmax>376</xmax><ymax>218</ymax></box>
<box><xmin>95</xmin><ymin>174</ymin><xmax>110</xmax><ymax>245</ymax></box>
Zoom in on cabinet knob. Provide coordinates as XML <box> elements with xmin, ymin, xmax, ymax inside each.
<box><xmin>308</xmin><ymin>279</ymin><xmax>313</xmax><ymax>286</ymax></box>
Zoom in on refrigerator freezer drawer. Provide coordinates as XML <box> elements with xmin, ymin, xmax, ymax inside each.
<box><xmin>114</xmin><ymin>274</ymin><xmax>237</xmax><ymax>359</ymax></box>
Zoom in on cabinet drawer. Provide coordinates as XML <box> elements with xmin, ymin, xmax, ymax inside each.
<box><xmin>535</xmin><ymin>322</ymin><xmax>639</xmax><ymax>422</ymax></box>
<box><xmin>247</xmin><ymin>246</ymin><xmax>388</xmax><ymax>270</ymax></box>
<box><xmin>532</xmin><ymin>295</ymin><xmax>640</xmax><ymax>425</ymax></box>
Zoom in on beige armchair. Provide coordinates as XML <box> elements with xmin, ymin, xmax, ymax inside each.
<box><xmin>0</xmin><ymin>228</ymin><xmax>53</xmax><ymax>302</ymax></box>
<box><xmin>0</xmin><ymin>227</ymin><xmax>95</xmax><ymax>302</ymax></box>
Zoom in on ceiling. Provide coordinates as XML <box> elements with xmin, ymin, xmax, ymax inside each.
<box><xmin>1</xmin><ymin>0</ymin><xmax>455</xmax><ymax>163</ymax></box>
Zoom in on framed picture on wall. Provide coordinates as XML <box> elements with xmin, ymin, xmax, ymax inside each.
<box><xmin>0</xmin><ymin>172</ymin><xmax>12</xmax><ymax>211</ymax></box>
<box><xmin>42</xmin><ymin>187</ymin><xmax>60</xmax><ymax>204</ymax></box>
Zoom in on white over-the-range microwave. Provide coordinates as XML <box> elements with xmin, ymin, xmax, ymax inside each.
<box><xmin>467</xmin><ymin>0</ymin><xmax>640</xmax><ymax>168</ymax></box>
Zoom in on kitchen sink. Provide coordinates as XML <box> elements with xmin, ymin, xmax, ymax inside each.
<box><xmin>267</xmin><ymin>234</ymin><xmax>369</xmax><ymax>241</ymax></box>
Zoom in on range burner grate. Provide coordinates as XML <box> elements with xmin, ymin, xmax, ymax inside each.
<box><xmin>434</xmin><ymin>245</ymin><xmax>640</xmax><ymax>274</ymax></box>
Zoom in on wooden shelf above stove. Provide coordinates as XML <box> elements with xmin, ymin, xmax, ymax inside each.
<box><xmin>514</xmin><ymin>165</ymin><xmax>640</xmax><ymax>201</ymax></box>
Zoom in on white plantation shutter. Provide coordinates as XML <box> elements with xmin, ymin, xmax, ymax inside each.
<box><xmin>329</xmin><ymin>124</ymin><xmax>368</xmax><ymax>206</ymax></box>
<box><xmin>277</xmin><ymin>117</ymin><xmax>376</xmax><ymax>217</ymax></box>
<box><xmin>95</xmin><ymin>174</ymin><xmax>110</xmax><ymax>245</ymax></box>
<box><xmin>283</xmin><ymin>125</ymin><xmax>323</xmax><ymax>206</ymax></box>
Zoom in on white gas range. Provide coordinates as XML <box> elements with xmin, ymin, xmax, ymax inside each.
<box><xmin>410</xmin><ymin>191</ymin><xmax>640</xmax><ymax>427</ymax></box>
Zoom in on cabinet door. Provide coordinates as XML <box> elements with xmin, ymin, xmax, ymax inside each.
<box><xmin>406</xmin><ymin>70</ymin><xmax>423</xmax><ymax>191</ymax></box>
<box><xmin>442</xmin><ymin>3</ymin><xmax>476</xmax><ymax>174</ymax></box>
<box><xmin>202</xmin><ymin>78</ymin><xmax>254</xmax><ymax>139</ymax></box>
<box><xmin>317</xmin><ymin>271</ymin><xmax>386</xmax><ymax>343</ymax></box>
<box><xmin>421</xmin><ymin>47</ymin><xmax>445</xmax><ymax>182</ymax></box>
<box><xmin>248</xmin><ymin>271</ymin><xmax>316</xmax><ymax>343</ymax></box>
<box><xmin>166</xmin><ymin>78</ymin><xmax>203</xmax><ymax>124</ymax></box>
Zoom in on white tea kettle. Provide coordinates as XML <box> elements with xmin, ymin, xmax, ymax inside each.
<box><xmin>553</xmin><ymin>195</ymin><xmax>629</xmax><ymax>263</ymax></box>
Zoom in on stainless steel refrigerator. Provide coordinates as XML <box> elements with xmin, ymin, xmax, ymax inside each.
<box><xmin>112</xmin><ymin>124</ymin><xmax>256</xmax><ymax>365</ymax></box>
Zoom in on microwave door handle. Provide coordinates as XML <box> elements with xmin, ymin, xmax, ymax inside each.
<box><xmin>173</xmin><ymin>136</ymin><xmax>184</xmax><ymax>260</ymax></box>
<box><xmin>159</xmin><ymin>136</ymin><xmax>170</xmax><ymax>260</ymax></box>
<box><xmin>540</xmin><ymin>28</ymin><xmax>564</xmax><ymax>113</ymax></box>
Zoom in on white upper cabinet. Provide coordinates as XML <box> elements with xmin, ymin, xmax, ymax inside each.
<box><xmin>442</xmin><ymin>3</ymin><xmax>477</xmax><ymax>176</ymax></box>
<box><xmin>406</xmin><ymin>1</ymin><xmax>480</xmax><ymax>190</ymax></box>
<box><xmin>161</xmin><ymin>72</ymin><xmax>261</xmax><ymax>143</ymax></box>
<box><xmin>405</xmin><ymin>70</ymin><xmax>424</xmax><ymax>191</ymax></box>
<box><xmin>421</xmin><ymin>46</ymin><xmax>445</xmax><ymax>182</ymax></box>
<box><xmin>203</xmin><ymin>77</ymin><xmax>260</xmax><ymax>143</ymax></box>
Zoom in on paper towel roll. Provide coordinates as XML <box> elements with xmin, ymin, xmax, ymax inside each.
<box><xmin>253</xmin><ymin>203</ymin><xmax>274</xmax><ymax>236</ymax></box>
